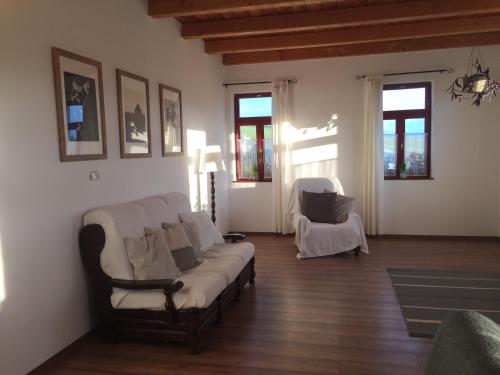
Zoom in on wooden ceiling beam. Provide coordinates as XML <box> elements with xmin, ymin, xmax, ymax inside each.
<box><xmin>206</xmin><ymin>14</ymin><xmax>500</xmax><ymax>54</ymax></box>
<box><xmin>222</xmin><ymin>32</ymin><xmax>500</xmax><ymax>65</ymax></box>
<box><xmin>182</xmin><ymin>0</ymin><xmax>500</xmax><ymax>39</ymax></box>
<box><xmin>148</xmin><ymin>0</ymin><xmax>336</xmax><ymax>18</ymax></box>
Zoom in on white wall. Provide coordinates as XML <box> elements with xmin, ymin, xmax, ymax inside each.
<box><xmin>225</xmin><ymin>46</ymin><xmax>500</xmax><ymax>235</ymax></box>
<box><xmin>0</xmin><ymin>1</ymin><xmax>227</xmax><ymax>373</ymax></box>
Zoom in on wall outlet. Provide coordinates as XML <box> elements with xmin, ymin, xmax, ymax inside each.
<box><xmin>90</xmin><ymin>171</ymin><xmax>100</xmax><ymax>181</ymax></box>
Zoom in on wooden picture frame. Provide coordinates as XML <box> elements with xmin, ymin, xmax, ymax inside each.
<box><xmin>159</xmin><ymin>84</ymin><xmax>183</xmax><ymax>156</ymax></box>
<box><xmin>52</xmin><ymin>47</ymin><xmax>107</xmax><ymax>162</ymax></box>
<box><xmin>116</xmin><ymin>69</ymin><xmax>151</xmax><ymax>158</ymax></box>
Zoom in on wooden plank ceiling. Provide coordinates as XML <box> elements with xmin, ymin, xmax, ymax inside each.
<box><xmin>148</xmin><ymin>0</ymin><xmax>500</xmax><ymax>65</ymax></box>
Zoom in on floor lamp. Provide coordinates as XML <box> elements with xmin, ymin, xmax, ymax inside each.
<box><xmin>201</xmin><ymin>145</ymin><xmax>225</xmax><ymax>224</ymax></box>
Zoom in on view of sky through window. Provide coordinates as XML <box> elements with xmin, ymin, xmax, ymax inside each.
<box><xmin>383</xmin><ymin>88</ymin><xmax>426</xmax><ymax>111</ymax></box>
<box><xmin>239</xmin><ymin>97</ymin><xmax>272</xmax><ymax>117</ymax></box>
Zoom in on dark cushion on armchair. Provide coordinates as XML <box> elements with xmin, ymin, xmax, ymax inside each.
<box><xmin>302</xmin><ymin>191</ymin><xmax>337</xmax><ymax>224</ymax></box>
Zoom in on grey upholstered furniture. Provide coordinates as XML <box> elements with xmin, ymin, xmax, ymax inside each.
<box><xmin>426</xmin><ymin>311</ymin><xmax>500</xmax><ymax>375</ymax></box>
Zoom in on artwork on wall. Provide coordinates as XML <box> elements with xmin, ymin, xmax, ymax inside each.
<box><xmin>116</xmin><ymin>69</ymin><xmax>151</xmax><ymax>158</ymax></box>
<box><xmin>159</xmin><ymin>84</ymin><xmax>183</xmax><ymax>156</ymax></box>
<box><xmin>52</xmin><ymin>47</ymin><xmax>107</xmax><ymax>162</ymax></box>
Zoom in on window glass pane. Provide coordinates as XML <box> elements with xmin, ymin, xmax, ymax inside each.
<box><xmin>239</xmin><ymin>125</ymin><xmax>258</xmax><ymax>179</ymax></box>
<box><xmin>383</xmin><ymin>120</ymin><xmax>397</xmax><ymax>176</ymax></box>
<box><xmin>405</xmin><ymin>118</ymin><xmax>425</xmax><ymax>134</ymax></box>
<box><xmin>383</xmin><ymin>87</ymin><xmax>426</xmax><ymax>111</ymax></box>
<box><xmin>404</xmin><ymin>118</ymin><xmax>427</xmax><ymax>176</ymax></box>
<box><xmin>264</xmin><ymin>124</ymin><xmax>272</xmax><ymax>179</ymax></box>
<box><xmin>384</xmin><ymin>136</ymin><xmax>397</xmax><ymax>177</ymax></box>
<box><xmin>239</xmin><ymin>97</ymin><xmax>272</xmax><ymax>118</ymax></box>
<box><xmin>383</xmin><ymin>119</ymin><xmax>396</xmax><ymax>134</ymax></box>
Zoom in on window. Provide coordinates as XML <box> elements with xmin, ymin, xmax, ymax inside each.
<box><xmin>234</xmin><ymin>93</ymin><xmax>272</xmax><ymax>181</ymax></box>
<box><xmin>383</xmin><ymin>82</ymin><xmax>431</xmax><ymax>179</ymax></box>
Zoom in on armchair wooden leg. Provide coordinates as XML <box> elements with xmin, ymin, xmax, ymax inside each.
<box><xmin>354</xmin><ymin>247</ymin><xmax>361</xmax><ymax>257</ymax></box>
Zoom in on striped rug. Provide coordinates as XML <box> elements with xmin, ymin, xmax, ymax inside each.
<box><xmin>388</xmin><ymin>268</ymin><xmax>500</xmax><ymax>337</ymax></box>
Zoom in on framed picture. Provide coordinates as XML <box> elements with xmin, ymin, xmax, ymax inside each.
<box><xmin>160</xmin><ymin>84</ymin><xmax>183</xmax><ymax>156</ymax></box>
<box><xmin>52</xmin><ymin>47</ymin><xmax>107</xmax><ymax>162</ymax></box>
<box><xmin>116</xmin><ymin>69</ymin><xmax>151</xmax><ymax>158</ymax></box>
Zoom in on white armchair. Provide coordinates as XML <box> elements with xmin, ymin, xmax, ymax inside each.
<box><xmin>288</xmin><ymin>178</ymin><xmax>369</xmax><ymax>259</ymax></box>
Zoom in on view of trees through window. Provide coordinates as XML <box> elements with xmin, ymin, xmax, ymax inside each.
<box><xmin>383</xmin><ymin>82</ymin><xmax>431</xmax><ymax>179</ymax></box>
<box><xmin>235</xmin><ymin>93</ymin><xmax>272</xmax><ymax>181</ymax></box>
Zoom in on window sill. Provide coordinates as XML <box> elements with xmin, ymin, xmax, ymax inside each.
<box><xmin>384</xmin><ymin>177</ymin><xmax>434</xmax><ymax>181</ymax></box>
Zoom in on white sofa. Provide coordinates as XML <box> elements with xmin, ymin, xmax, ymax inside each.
<box><xmin>80</xmin><ymin>192</ymin><xmax>255</xmax><ymax>353</ymax></box>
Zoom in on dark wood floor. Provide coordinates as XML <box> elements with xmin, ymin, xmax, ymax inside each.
<box><xmin>38</xmin><ymin>235</ymin><xmax>500</xmax><ymax>375</ymax></box>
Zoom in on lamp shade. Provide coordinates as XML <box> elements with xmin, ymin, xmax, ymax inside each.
<box><xmin>201</xmin><ymin>145</ymin><xmax>226</xmax><ymax>173</ymax></box>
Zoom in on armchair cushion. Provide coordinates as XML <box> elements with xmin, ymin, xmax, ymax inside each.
<box><xmin>302</xmin><ymin>191</ymin><xmax>337</xmax><ymax>224</ymax></box>
<box><xmin>324</xmin><ymin>189</ymin><xmax>355</xmax><ymax>223</ymax></box>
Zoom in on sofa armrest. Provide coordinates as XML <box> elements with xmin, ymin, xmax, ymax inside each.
<box><xmin>110</xmin><ymin>279</ymin><xmax>184</xmax><ymax>315</ymax></box>
<box><xmin>223</xmin><ymin>233</ymin><xmax>246</xmax><ymax>243</ymax></box>
<box><xmin>110</xmin><ymin>279</ymin><xmax>184</xmax><ymax>293</ymax></box>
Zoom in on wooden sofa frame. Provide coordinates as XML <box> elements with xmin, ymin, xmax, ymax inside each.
<box><xmin>79</xmin><ymin>224</ymin><xmax>255</xmax><ymax>354</ymax></box>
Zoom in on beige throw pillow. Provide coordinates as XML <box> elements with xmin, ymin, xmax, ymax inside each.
<box><xmin>151</xmin><ymin>225</ymin><xmax>202</xmax><ymax>271</ymax></box>
<box><xmin>124</xmin><ymin>230</ymin><xmax>181</xmax><ymax>280</ymax></box>
<box><xmin>162</xmin><ymin>222</ymin><xmax>201</xmax><ymax>254</ymax></box>
<box><xmin>178</xmin><ymin>211</ymin><xmax>225</xmax><ymax>252</ymax></box>
<box><xmin>151</xmin><ymin>224</ymin><xmax>192</xmax><ymax>251</ymax></box>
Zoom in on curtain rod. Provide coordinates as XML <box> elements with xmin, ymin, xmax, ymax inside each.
<box><xmin>355</xmin><ymin>68</ymin><xmax>453</xmax><ymax>80</ymax></box>
<box><xmin>223</xmin><ymin>79</ymin><xmax>297</xmax><ymax>87</ymax></box>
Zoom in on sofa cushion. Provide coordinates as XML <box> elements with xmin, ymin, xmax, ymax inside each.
<box><xmin>125</xmin><ymin>229</ymin><xmax>181</xmax><ymax>280</ymax></box>
<box><xmin>111</xmin><ymin>271</ymin><xmax>227</xmax><ymax>310</ymax></box>
<box><xmin>158</xmin><ymin>192</ymin><xmax>192</xmax><ymax>218</ymax></box>
<box><xmin>110</xmin><ymin>242</ymin><xmax>254</xmax><ymax>310</ymax></box>
<box><xmin>196</xmin><ymin>255</ymin><xmax>245</xmax><ymax>284</ymax></box>
<box><xmin>202</xmin><ymin>242</ymin><xmax>255</xmax><ymax>265</ymax></box>
<box><xmin>135</xmin><ymin>197</ymin><xmax>173</xmax><ymax>228</ymax></box>
<box><xmin>170</xmin><ymin>247</ymin><xmax>201</xmax><ymax>272</ymax></box>
<box><xmin>178</xmin><ymin>211</ymin><xmax>224</xmax><ymax>252</ymax></box>
<box><xmin>83</xmin><ymin>203</ymin><xmax>148</xmax><ymax>280</ymax></box>
<box><xmin>145</xmin><ymin>225</ymin><xmax>201</xmax><ymax>272</ymax></box>
<box><xmin>163</xmin><ymin>221</ymin><xmax>202</xmax><ymax>255</ymax></box>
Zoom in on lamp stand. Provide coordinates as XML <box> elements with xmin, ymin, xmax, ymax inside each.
<box><xmin>210</xmin><ymin>171</ymin><xmax>216</xmax><ymax>224</ymax></box>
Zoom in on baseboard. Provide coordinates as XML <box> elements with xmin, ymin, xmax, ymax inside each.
<box><xmin>28</xmin><ymin>330</ymin><xmax>94</xmax><ymax>374</ymax></box>
<box><xmin>229</xmin><ymin>231</ymin><xmax>280</xmax><ymax>236</ymax></box>
<box><xmin>370</xmin><ymin>234</ymin><xmax>500</xmax><ymax>242</ymax></box>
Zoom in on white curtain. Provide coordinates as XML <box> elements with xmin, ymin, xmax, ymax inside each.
<box><xmin>272</xmin><ymin>80</ymin><xmax>294</xmax><ymax>234</ymax></box>
<box><xmin>361</xmin><ymin>75</ymin><xmax>384</xmax><ymax>235</ymax></box>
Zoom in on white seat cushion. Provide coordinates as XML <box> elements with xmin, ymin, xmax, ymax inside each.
<box><xmin>196</xmin><ymin>256</ymin><xmax>245</xmax><ymax>284</ymax></box>
<box><xmin>203</xmin><ymin>242</ymin><xmax>255</xmax><ymax>265</ymax></box>
<box><xmin>110</xmin><ymin>243</ymin><xmax>254</xmax><ymax>310</ymax></box>
<box><xmin>112</xmin><ymin>271</ymin><xmax>227</xmax><ymax>310</ymax></box>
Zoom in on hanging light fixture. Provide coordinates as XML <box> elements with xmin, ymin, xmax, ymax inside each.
<box><xmin>448</xmin><ymin>47</ymin><xmax>499</xmax><ymax>107</ymax></box>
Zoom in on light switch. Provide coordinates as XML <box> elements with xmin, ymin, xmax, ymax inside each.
<box><xmin>90</xmin><ymin>171</ymin><xmax>100</xmax><ymax>181</ymax></box>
